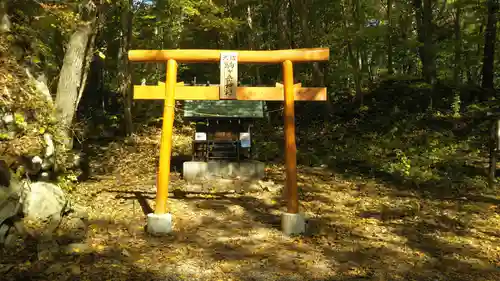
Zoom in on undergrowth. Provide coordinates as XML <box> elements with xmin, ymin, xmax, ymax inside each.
<box><xmin>253</xmin><ymin>78</ymin><xmax>499</xmax><ymax>197</ymax></box>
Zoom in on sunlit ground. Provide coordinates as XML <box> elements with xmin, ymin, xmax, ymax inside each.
<box><xmin>1</xmin><ymin>127</ymin><xmax>499</xmax><ymax>281</ymax></box>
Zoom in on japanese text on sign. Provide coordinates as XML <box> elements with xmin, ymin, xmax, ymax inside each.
<box><xmin>220</xmin><ymin>52</ymin><xmax>238</xmax><ymax>99</ymax></box>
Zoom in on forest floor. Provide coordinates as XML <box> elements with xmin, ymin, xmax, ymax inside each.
<box><xmin>1</xmin><ymin>126</ymin><xmax>500</xmax><ymax>281</ymax></box>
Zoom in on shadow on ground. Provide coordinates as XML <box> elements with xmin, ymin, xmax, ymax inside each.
<box><xmin>2</xmin><ymin>170</ymin><xmax>499</xmax><ymax>281</ymax></box>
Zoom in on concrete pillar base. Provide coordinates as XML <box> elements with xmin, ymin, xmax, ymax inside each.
<box><xmin>281</xmin><ymin>212</ymin><xmax>306</xmax><ymax>236</ymax></box>
<box><xmin>146</xmin><ymin>213</ymin><xmax>173</xmax><ymax>235</ymax></box>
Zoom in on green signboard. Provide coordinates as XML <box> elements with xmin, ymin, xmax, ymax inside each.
<box><xmin>183</xmin><ymin>100</ymin><xmax>264</xmax><ymax>118</ymax></box>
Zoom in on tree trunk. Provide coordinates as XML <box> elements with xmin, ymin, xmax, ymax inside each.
<box><xmin>288</xmin><ymin>0</ymin><xmax>295</xmax><ymax>48</ymax></box>
<box><xmin>387</xmin><ymin>0</ymin><xmax>393</xmax><ymax>75</ymax></box>
<box><xmin>54</xmin><ymin>2</ymin><xmax>97</xmax><ymax>149</ymax></box>
<box><xmin>346</xmin><ymin>0</ymin><xmax>363</xmax><ymax>105</ymax></box>
<box><xmin>414</xmin><ymin>0</ymin><xmax>436</xmax><ymax>110</ymax></box>
<box><xmin>360</xmin><ymin>47</ymin><xmax>368</xmax><ymax>76</ymax></box>
<box><xmin>297</xmin><ymin>0</ymin><xmax>324</xmax><ymax>85</ymax></box>
<box><xmin>348</xmin><ymin>42</ymin><xmax>363</xmax><ymax>106</ymax></box>
<box><xmin>266</xmin><ymin>1</ymin><xmax>274</xmax><ymax>49</ymax></box>
<box><xmin>247</xmin><ymin>4</ymin><xmax>262</xmax><ymax>85</ymax></box>
<box><xmin>452</xmin><ymin>3</ymin><xmax>461</xmax><ymax>116</ymax></box>
<box><xmin>118</xmin><ymin>0</ymin><xmax>134</xmax><ymax>136</ymax></box>
<box><xmin>422</xmin><ymin>0</ymin><xmax>436</xmax><ymax>84</ymax></box>
<box><xmin>397</xmin><ymin>2</ymin><xmax>412</xmax><ymax>74</ymax></box>
<box><xmin>414</xmin><ymin>0</ymin><xmax>436</xmax><ymax>84</ymax></box>
<box><xmin>453</xmin><ymin>4</ymin><xmax>461</xmax><ymax>84</ymax></box>
<box><xmin>76</xmin><ymin>25</ymin><xmax>98</xmax><ymax>110</ymax></box>
<box><xmin>0</xmin><ymin>0</ymin><xmax>10</xmax><ymax>33</ymax></box>
<box><xmin>470</xmin><ymin>22</ymin><xmax>485</xmax><ymax>84</ymax></box>
<box><xmin>277</xmin><ymin>0</ymin><xmax>289</xmax><ymax>49</ymax></box>
<box><xmin>269</xmin><ymin>0</ymin><xmax>291</xmax><ymax>123</ymax></box>
<box><xmin>481</xmin><ymin>0</ymin><xmax>498</xmax><ymax>90</ymax></box>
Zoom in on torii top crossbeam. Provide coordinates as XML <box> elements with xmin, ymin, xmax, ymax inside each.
<box><xmin>128</xmin><ymin>48</ymin><xmax>329</xmax><ymax>63</ymax></box>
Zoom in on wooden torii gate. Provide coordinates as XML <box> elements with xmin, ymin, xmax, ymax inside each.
<box><xmin>128</xmin><ymin>48</ymin><xmax>329</xmax><ymax>235</ymax></box>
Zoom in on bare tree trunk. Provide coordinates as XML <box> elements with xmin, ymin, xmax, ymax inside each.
<box><xmin>297</xmin><ymin>0</ymin><xmax>324</xmax><ymax>85</ymax></box>
<box><xmin>422</xmin><ymin>0</ymin><xmax>436</xmax><ymax>84</ymax></box>
<box><xmin>472</xmin><ymin>21</ymin><xmax>486</xmax><ymax>82</ymax></box>
<box><xmin>348</xmin><ymin>42</ymin><xmax>363</xmax><ymax>106</ymax></box>
<box><xmin>55</xmin><ymin>1</ymin><xmax>97</xmax><ymax>149</ymax></box>
<box><xmin>387</xmin><ymin>0</ymin><xmax>394</xmax><ymax>75</ymax></box>
<box><xmin>118</xmin><ymin>0</ymin><xmax>134</xmax><ymax>136</ymax></box>
<box><xmin>414</xmin><ymin>0</ymin><xmax>436</xmax><ymax>110</ymax></box>
<box><xmin>76</xmin><ymin>26</ymin><xmax>98</xmax><ymax>109</ymax></box>
<box><xmin>343</xmin><ymin>0</ymin><xmax>363</xmax><ymax>106</ymax></box>
<box><xmin>397</xmin><ymin>1</ymin><xmax>412</xmax><ymax>74</ymax></box>
<box><xmin>288</xmin><ymin>0</ymin><xmax>295</xmax><ymax>48</ymax></box>
<box><xmin>453</xmin><ymin>4</ymin><xmax>461</xmax><ymax>84</ymax></box>
<box><xmin>360</xmin><ymin>47</ymin><xmax>368</xmax><ymax>76</ymax></box>
<box><xmin>277</xmin><ymin>0</ymin><xmax>290</xmax><ymax>49</ymax></box>
<box><xmin>452</xmin><ymin>3</ymin><xmax>461</xmax><ymax>116</ymax></box>
<box><xmin>414</xmin><ymin>0</ymin><xmax>436</xmax><ymax>84</ymax></box>
<box><xmin>0</xmin><ymin>0</ymin><xmax>10</xmax><ymax>33</ymax></box>
<box><xmin>247</xmin><ymin>4</ymin><xmax>262</xmax><ymax>85</ymax></box>
<box><xmin>481</xmin><ymin>0</ymin><xmax>498</xmax><ymax>91</ymax></box>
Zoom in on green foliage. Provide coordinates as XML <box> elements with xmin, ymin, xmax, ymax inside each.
<box><xmin>386</xmin><ymin>149</ymin><xmax>411</xmax><ymax>177</ymax></box>
<box><xmin>57</xmin><ymin>173</ymin><xmax>78</xmax><ymax>192</ymax></box>
<box><xmin>14</xmin><ymin>113</ymin><xmax>27</xmax><ymax>129</ymax></box>
<box><xmin>3</xmin><ymin>0</ymin><xmax>499</xmax><ymax>195</ymax></box>
<box><xmin>253</xmin><ymin>79</ymin><xmax>498</xmax><ymax>196</ymax></box>
<box><xmin>8</xmin><ymin>1</ymin><xmax>81</xmax><ymax>88</ymax></box>
<box><xmin>254</xmin><ymin>141</ymin><xmax>281</xmax><ymax>161</ymax></box>
<box><xmin>0</xmin><ymin>21</ymin><xmax>70</xmax><ymax>179</ymax></box>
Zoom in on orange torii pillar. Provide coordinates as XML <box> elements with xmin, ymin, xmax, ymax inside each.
<box><xmin>128</xmin><ymin>48</ymin><xmax>329</xmax><ymax>236</ymax></box>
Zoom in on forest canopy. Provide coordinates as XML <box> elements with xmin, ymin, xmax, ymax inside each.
<box><xmin>0</xmin><ymin>0</ymin><xmax>498</xmax><ymax>188</ymax></box>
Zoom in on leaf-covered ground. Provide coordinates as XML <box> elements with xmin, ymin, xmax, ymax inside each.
<box><xmin>1</xmin><ymin>127</ymin><xmax>499</xmax><ymax>281</ymax></box>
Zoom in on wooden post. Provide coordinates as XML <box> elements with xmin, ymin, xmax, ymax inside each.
<box><xmin>283</xmin><ymin>60</ymin><xmax>298</xmax><ymax>214</ymax></box>
<box><xmin>155</xmin><ymin>59</ymin><xmax>177</xmax><ymax>214</ymax></box>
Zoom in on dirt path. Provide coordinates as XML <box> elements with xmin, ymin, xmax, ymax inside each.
<box><xmin>1</xmin><ymin>131</ymin><xmax>499</xmax><ymax>281</ymax></box>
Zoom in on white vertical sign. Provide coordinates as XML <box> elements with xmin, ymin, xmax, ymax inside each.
<box><xmin>220</xmin><ymin>52</ymin><xmax>238</xmax><ymax>99</ymax></box>
<box><xmin>240</xmin><ymin>132</ymin><xmax>251</xmax><ymax>148</ymax></box>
